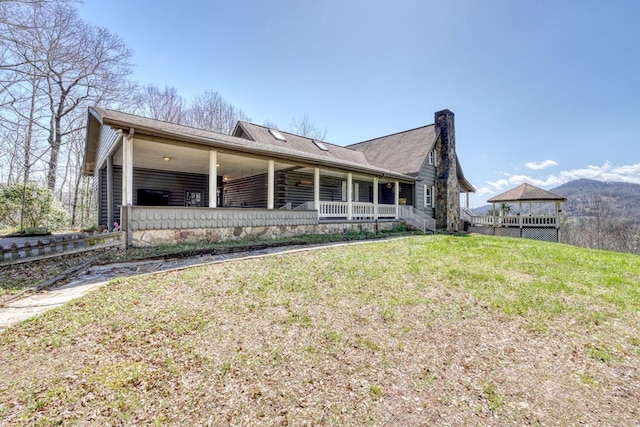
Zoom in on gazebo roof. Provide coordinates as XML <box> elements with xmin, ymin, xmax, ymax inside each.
<box><xmin>487</xmin><ymin>183</ymin><xmax>566</xmax><ymax>203</ymax></box>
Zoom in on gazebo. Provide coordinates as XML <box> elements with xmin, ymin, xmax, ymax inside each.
<box><xmin>468</xmin><ymin>183</ymin><xmax>566</xmax><ymax>242</ymax></box>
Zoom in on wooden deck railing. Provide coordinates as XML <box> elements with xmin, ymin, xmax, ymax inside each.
<box><xmin>469</xmin><ymin>215</ymin><xmax>558</xmax><ymax>227</ymax></box>
<box><xmin>0</xmin><ymin>231</ymin><xmax>123</xmax><ymax>265</ymax></box>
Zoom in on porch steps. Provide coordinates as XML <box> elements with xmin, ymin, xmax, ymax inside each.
<box><xmin>398</xmin><ymin>205</ymin><xmax>436</xmax><ymax>234</ymax></box>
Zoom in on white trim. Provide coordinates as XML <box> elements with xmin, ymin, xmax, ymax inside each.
<box><xmin>347</xmin><ymin>173</ymin><xmax>353</xmax><ymax>220</ymax></box>
<box><xmin>209</xmin><ymin>150</ymin><xmax>217</xmax><ymax>208</ymax></box>
<box><xmin>424</xmin><ymin>185</ymin><xmax>433</xmax><ymax>208</ymax></box>
<box><xmin>313</xmin><ymin>167</ymin><xmax>320</xmax><ymax>210</ymax></box>
<box><xmin>267</xmin><ymin>159</ymin><xmax>274</xmax><ymax>209</ymax></box>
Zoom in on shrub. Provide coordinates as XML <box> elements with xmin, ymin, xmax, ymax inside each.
<box><xmin>0</xmin><ymin>182</ymin><xmax>69</xmax><ymax>232</ymax></box>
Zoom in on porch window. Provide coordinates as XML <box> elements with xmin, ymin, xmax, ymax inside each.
<box><xmin>341</xmin><ymin>181</ymin><xmax>360</xmax><ymax>202</ymax></box>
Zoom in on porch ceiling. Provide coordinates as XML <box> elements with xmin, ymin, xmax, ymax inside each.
<box><xmin>113</xmin><ymin>138</ymin><xmax>296</xmax><ymax>179</ymax></box>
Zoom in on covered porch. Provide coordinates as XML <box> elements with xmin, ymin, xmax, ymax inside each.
<box><xmin>99</xmin><ymin>130</ymin><xmax>413</xmax><ymax>246</ymax></box>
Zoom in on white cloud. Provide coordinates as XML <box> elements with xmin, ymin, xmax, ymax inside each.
<box><xmin>483</xmin><ymin>161</ymin><xmax>640</xmax><ymax>195</ymax></box>
<box><xmin>525</xmin><ymin>160</ymin><xmax>558</xmax><ymax>170</ymax></box>
<box><xmin>468</xmin><ymin>161</ymin><xmax>640</xmax><ymax>208</ymax></box>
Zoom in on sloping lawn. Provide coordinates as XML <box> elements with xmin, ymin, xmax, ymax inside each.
<box><xmin>1</xmin><ymin>235</ymin><xmax>639</xmax><ymax>425</ymax></box>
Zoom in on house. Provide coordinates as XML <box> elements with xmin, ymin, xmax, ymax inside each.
<box><xmin>83</xmin><ymin>107</ymin><xmax>475</xmax><ymax>247</ymax></box>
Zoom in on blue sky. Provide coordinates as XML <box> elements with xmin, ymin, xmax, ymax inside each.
<box><xmin>79</xmin><ymin>0</ymin><xmax>640</xmax><ymax>208</ymax></box>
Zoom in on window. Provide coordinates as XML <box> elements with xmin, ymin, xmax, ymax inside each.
<box><xmin>428</xmin><ymin>149</ymin><xmax>438</xmax><ymax>166</ymax></box>
<box><xmin>312</xmin><ymin>140</ymin><xmax>329</xmax><ymax>151</ymax></box>
<box><xmin>424</xmin><ymin>185</ymin><xmax>434</xmax><ymax>207</ymax></box>
<box><xmin>269</xmin><ymin>129</ymin><xmax>286</xmax><ymax>141</ymax></box>
<box><xmin>341</xmin><ymin>181</ymin><xmax>360</xmax><ymax>202</ymax></box>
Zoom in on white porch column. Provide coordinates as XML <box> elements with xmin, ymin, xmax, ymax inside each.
<box><xmin>347</xmin><ymin>172</ymin><xmax>353</xmax><ymax>220</ymax></box>
<box><xmin>314</xmin><ymin>167</ymin><xmax>320</xmax><ymax>210</ymax></box>
<box><xmin>121</xmin><ymin>130</ymin><xmax>134</xmax><ymax>247</ymax></box>
<box><xmin>394</xmin><ymin>181</ymin><xmax>399</xmax><ymax>219</ymax></box>
<box><xmin>209</xmin><ymin>150</ymin><xmax>217</xmax><ymax>208</ymax></box>
<box><xmin>106</xmin><ymin>156</ymin><xmax>114</xmax><ymax>230</ymax></box>
<box><xmin>373</xmin><ymin>177</ymin><xmax>379</xmax><ymax>220</ymax></box>
<box><xmin>122</xmin><ymin>131</ymin><xmax>134</xmax><ymax>206</ymax></box>
<box><xmin>466</xmin><ymin>192</ymin><xmax>470</xmax><ymax>209</ymax></box>
<box><xmin>267</xmin><ymin>159</ymin><xmax>275</xmax><ymax>209</ymax></box>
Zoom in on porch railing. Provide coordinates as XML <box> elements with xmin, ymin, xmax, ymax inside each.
<box><xmin>293</xmin><ymin>201</ymin><xmax>397</xmax><ymax>219</ymax></box>
<box><xmin>469</xmin><ymin>215</ymin><xmax>558</xmax><ymax>227</ymax></box>
<box><xmin>398</xmin><ymin>205</ymin><xmax>436</xmax><ymax>233</ymax></box>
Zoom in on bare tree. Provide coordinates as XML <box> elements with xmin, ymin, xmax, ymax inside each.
<box><xmin>263</xmin><ymin>119</ymin><xmax>279</xmax><ymax>129</ymax></box>
<box><xmin>560</xmin><ymin>195</ymin><xmax>640</xmax><ymax>254</ymax></box>
<box><xmin>186</xmin><ymin>90</ymin><xmax>249</xmax><ymax>134</ymax></box>
<box><xmin>290</xmin><ymin>113</ymin><xmax>327</xmax><ymax>140</ymax></box>
<box><xmin>1</xmin><ymin>2</ymin><xmax>133</xmax><ymax>192</ymax></box>
<box><xmin>132</xmin><ymin>84</ymin><xmax>187</xmax><ymax>123</ymax></box>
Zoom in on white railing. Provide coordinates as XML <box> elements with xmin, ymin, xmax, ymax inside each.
<box><xmin>377</xmin><ymin>205</ymin><xmax>397</xmax><ymax>218</ymax></box>
<box><xmin>460</xmin><ymin>207</ymin><xmax>475</xmax><ymax>223</ymax></box>
<box><xmin>398</xmin><ymin>205</ymin><xmax>436</xmax><ymax>233</ymax></box>
<box><xmin>295</xmin><ymin>201</ymin><xmax>398</xmax><ymax>219</ymax></box>
<box><xmin>469</xmin><ymin>215</ymin><xmax>557</xmax><ymax>227</ymax></box>
<box><xmin>318</xmin><ymin>201</ymin><xmax>348</xmax><ymax>218</ymax></box>
<box><xmin>352</xmin><ymin>202</ymin><xmax>375</xmax><ymax>219</ymax></box>
<box><xmin>293</xmin><ymin>201</ymin><xmax>315</xmax><ymax>210</ymax></box>
<box><xmin>279</xmin><ymin>203</ymin><xmax>292</xmax><ymax>210</ymax></box>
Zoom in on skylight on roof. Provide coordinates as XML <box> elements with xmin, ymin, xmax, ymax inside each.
<box><xmin>312</xmin><ymin>140</ymin><xmax>329</xmax><ymax>151</ymax></box>
<box><xmin>269</xmin><ymin>129</ymin><xmax>286</xmax><ymax>142</ymax></box>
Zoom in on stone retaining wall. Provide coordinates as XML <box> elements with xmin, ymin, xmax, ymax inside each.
<box><xmin>132</xmin><ymin>221</ymin><xmax>399</xmax><ymax>247</ymax></box>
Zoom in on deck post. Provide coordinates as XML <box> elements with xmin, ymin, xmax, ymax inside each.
<box><xmin>122</xmin><ymin>129</ymin><xmax>134</xmax><ymax>247</ymax></box>
<box><xmin>122</xmin><ymin>130</ymin><xmax>134</xmax><ymax>206</ymax></box>
<box><xmin>209</xmin><ymin>150</ymin><xmax>217</xmax><ymax>208</ymax></box>
<box><xmin>347</xmin><ymin>173</ymin><xmax>353</xmax><ymax>220</ymax></box>
<box><xmin>373</xmin><ymin>177</ymin><xmax>379</xmax><ymax>220</ymax></box>
<box><xmin>267</xmin><ymin>159</ymin><xmax>274</xmax><ymax>209</ymax></box>
<box><xmin>394</xmin><ymin>181</ymin><xmax>399</xmax><ymax>219</ymax></box>
<box><xmin>314</xmin><ymin>167</ymin><xmax>320</xmax><ymax>210</ymax></box>
<box><xmin>519</xmin><ymin>201</ymin><xmax>523</xmax><ymax>228</ymax></box>
<box><xmin>106</xmin><ymin>155</ymin><xmax>113</xmax><ymax>231</ymax></box>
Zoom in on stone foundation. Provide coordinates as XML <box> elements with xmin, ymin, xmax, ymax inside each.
<box><xmin>131</xmin><ymin>221</ymin><xmax>400</xmax><ymax>247</ymax></box>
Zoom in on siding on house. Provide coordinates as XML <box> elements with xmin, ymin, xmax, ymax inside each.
<box><xmin>414</xmin><ymin>158</ymin><xmax>437</xmax><ymax>217</ymax></box>
<box><xmin>99</xmin><ymin>166</ymin><xmax>210</xmax><ymax>226</ymax></box>
<box><xmin>223</xmin><ymin>173</ymin><xmax>268</xmax><ymax>208</ymax></box>
<box><xmin>96</xmin><ymin>125</ymin><xmax>120</xmax><ymax>172</ymax></box>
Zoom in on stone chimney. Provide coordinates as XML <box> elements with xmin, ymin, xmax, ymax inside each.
<box><xmin>434</xmin><ymin>109</ymin><xmax>460</xmax><ymax>231</ymax></box>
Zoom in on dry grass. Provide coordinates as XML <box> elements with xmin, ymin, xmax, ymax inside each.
<box><xmin>1</xmin><ymin>235</ymin><xmax>639</xmax><ymax>426</ymax></box>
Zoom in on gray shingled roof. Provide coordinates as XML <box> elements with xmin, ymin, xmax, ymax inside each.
<box><xmin>347</xmin><ymin>125</ymin><xmax>437</xmax><ymax>176</ymax></box>
<box><xmin>487</xmin><ymin>183</ymin><xmax>567</xmax><ymax>202</ymax></box>
<box><xmin>84</xmin><ymin>107</ymin><xmax>415</xmax><ymax>181</ymax></box>
<box><xmin>234</xmin><ymin>122</ymin><xmax>369</xmax><ymax>166</ymax></box>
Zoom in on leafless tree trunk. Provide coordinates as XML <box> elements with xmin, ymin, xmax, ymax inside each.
<box><xmin>1</xmin><ymin>2</ymin><xmax>132</xmax><ymax>191</ymax></box>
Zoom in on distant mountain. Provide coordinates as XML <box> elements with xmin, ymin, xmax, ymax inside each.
<box><xmin>473</xmin><ymin>179</ymin><xmax>640</xmax><ymax>223</ymax></box>
<box><xmin>551</xmin><ymin>179</ymin><xmax>640</xmax><ymax>221</ymax></box>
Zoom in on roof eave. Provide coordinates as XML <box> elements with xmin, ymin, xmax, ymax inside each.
<box><xmin>83</xmin><ymin>107</ymin><xmax>103</xmax><ymax>176</ymax></box>
<box><xmin>100</xmin><ymin>115</ymin><xmax>416</xmax><ymax>182</ymax></box>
